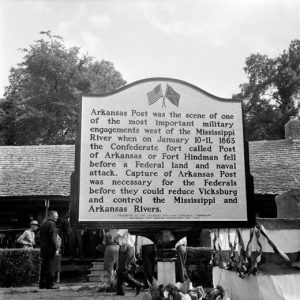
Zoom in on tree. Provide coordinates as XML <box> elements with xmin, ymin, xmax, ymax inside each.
<box><xmin>81</xmin><ymin>60</ymin><xmax>127</xmax><ymax>94</ymax></box>
<box><xmin>237</xmin><ymin>40</ymin><xmax>300</xmax><ymax>141</ymax></box>
<box><xmin>0</xmin><ymin>97</ymin><xmax>15</xmax><ymax>145</ymax></box>
<box><xmin>2</xmin><ymin>31</ymin><xmax>126</xmax><ymax>145</ymax></box>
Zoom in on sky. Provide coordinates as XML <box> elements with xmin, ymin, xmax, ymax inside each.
<box><xmin>0</xmin><ymin>0</ymin><xmax>299</xmax><ymax>98</ymax></box>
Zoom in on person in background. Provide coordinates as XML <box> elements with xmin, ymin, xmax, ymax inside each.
<box><xmin>54</xmin><ymin>229</ymin><xmax>62</xmax><ymax>283</ymax></box>
<box><xmin>140</xmin><ymin>237</ymin><xmax>155</xmax><ymax>286</ymax></box>
<box><xmin>116</xmin><ymin>229</ymin><xmax>143</xmax><ymax>296</ymax></box>
<box><xmin>39</xmin><ymin>210</ymin><xmax>59</xmax><ymax>289</ymax></box>
<box><xmin>175</xmin><ymin>236</ymin><xmax>188</xmax><ymax>283</ymax></box>
<box><xmin>67</xmin><ymin>222</ymin><xmax>84</xmax><ymax>260</ymax></box>
<box><xmin>103</xmin><ymin>229</ymin><xmax>120</xmax><ymax>286</ymax></box>
<box><xmin>17</xmin><ymin>220</ymin><xmax>39</xmax><ymax>248</ymax></box>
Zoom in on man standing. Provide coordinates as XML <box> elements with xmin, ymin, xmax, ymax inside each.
<box><xmin>116</xmin><ymin>230</ymin><xmax>143</xmax><ymax>296</ymax></box>
<box><xmin>39</xmin><ymin>210</ymin><xmax>59</xmax><ymax>289</ymax></box>
<box><xmin>175</xmin><ymin>237</ymin><xmax>188</xmax><ymax>283</ymax></box>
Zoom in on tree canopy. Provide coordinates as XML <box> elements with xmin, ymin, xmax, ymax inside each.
<box><xmin>236</xmin><ymin>40</ymin><xmax>300</xmax><ymax>141</ymax></box>
<box><xmin>1</xmin><ymin>31</ymin><xmax>126</xmax><ymax>145</ymax></box>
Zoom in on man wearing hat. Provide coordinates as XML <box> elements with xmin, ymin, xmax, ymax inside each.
<box><xmin>17</xmin><ymin>220</ymin><xmax>39</xmax><ymax>248</ymax></box>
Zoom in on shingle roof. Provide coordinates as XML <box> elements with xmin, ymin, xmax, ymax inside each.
<box><xmin>249</xmin><ymin>139</ymin><xmax>300</xmax><ymax>194</ymax></box>
<box><xmin>0</xmin><ymin>145</ymin><xmax>75</xmax><ymax>197</ymax></box>
<box><xmin>0</xmin><ymin>139</ymin><xmax>300</xmax><ymax>197</ymax></box>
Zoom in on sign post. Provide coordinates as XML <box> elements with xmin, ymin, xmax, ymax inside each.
<box><xmin>71</xmin><ymin>78</ymin><xmax>254</xmax><ymax>238</ymax></box>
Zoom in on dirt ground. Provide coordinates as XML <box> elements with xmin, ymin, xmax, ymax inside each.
<box><xmin>0</xmin><ymin>285</ymin><xmax>148</xmax><ymax>300</ymax></box>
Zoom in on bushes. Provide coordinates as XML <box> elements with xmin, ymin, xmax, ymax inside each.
<box><xmin>0</xmin><ymin>247</ymin><xmax>213</xmax><ymax>287</ymax></box>
<box><xmin>0</xmin><ymin>248</ymin><xmax>41</xmax><ymax>287</ymax></box>
<box><xmin>186</xmin><ymin>247</ymin><xmax>213</xmax><ymax>287</ymax></box>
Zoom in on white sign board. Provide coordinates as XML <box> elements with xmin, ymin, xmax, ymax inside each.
<box><xmin>77</xmin><ymin>79</ymin><xmax>250</xmax><ymax>224</ymax></box>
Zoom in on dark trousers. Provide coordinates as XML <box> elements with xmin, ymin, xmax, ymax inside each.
<box><xmin>176</xmin><ymin>245</ymin><xmax>187</xmax><ymax>283</ymax></box>
<box><xmin>40</xmin><ymin>252</ymin><xmax>55</xmax><ymax>288</ymax></box>
<box><xmin>141</xmin><ymin>244</ymin><xmax>155</xmax><ymax>284</ymax></box>
<box><xmin>68</xmin><ymin>229</ymin><xmax>83</xmax><ymax>258</ymax></box>
<box><xmin>117</xmin><ymin>245</ymin><xmax>141</xmax><ymax>294</ymax></box>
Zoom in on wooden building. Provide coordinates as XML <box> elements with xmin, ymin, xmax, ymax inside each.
<box><xmin>0</xmin><ymin>145</ymin><xmax>74</xmax><ymax>246</ymax></box>
<box><xmin>249</xmin><ymin>118</ymin><xmax>300</xmax><ymax>217</ymax></box>
<box><xmin>0</xmin><ymin>119</ymin><xmax>300</xmax><ymax>245</ymax></box>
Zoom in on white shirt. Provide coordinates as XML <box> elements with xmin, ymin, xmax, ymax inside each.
<box><xmin>118</xmin><ymin>229</ymin><xmax>136</xmax><ymax>247</ymax></box>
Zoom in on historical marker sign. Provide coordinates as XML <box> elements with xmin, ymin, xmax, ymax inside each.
<box><xmin>72</xmin><ymin>78</ymin><xmax>254</xmax><ymax>231</ymax></box>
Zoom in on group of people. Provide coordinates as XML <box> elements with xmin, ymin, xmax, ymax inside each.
<box><xmin>102</xmin><ymin>228</ymin><xmax>144</xmax><ymax>296</ymax></box>
<box><xmin>102</xmin><ymin>229</ymin><xmax>188</xmax><ymax>296</ymax></box>
<box><xmin>17</xmin><ymin>211</ymin><xmax>188</xmax><ymax>294</ymax></box>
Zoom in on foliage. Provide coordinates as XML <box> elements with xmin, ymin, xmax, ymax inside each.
<box><xmin>236</xmin><ymin>40</ymin><xmax>300</xmax><ymax>141</ymax></box>
<box><xmin>0</xmin><ymin>248</ymin><xmax>41</xmax><ymax>287</ymax></box>
<box><xmin>1</xmin><ymin>31</ymin><xmax>126</xmax><ymax>145</ymax></box>
<box><xmin>0</xmin><ymin>97</ymin><xmax>15</xmax><ymax>144</ymax></box>
<box><xmin>186</xmin><ymin>247</ymin><xmax>213</xmax><ymax>288</ymax></box>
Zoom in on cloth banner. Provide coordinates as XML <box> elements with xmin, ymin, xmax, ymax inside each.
<box><xmin>213</xmin><ymin>266</ymin><xmax>300</xmax><ymax>300</ymax></box>
<box><xmin>211</xmin><ymin>218</ymin><xmax>300</xmax><ymax>277</ymax></box>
